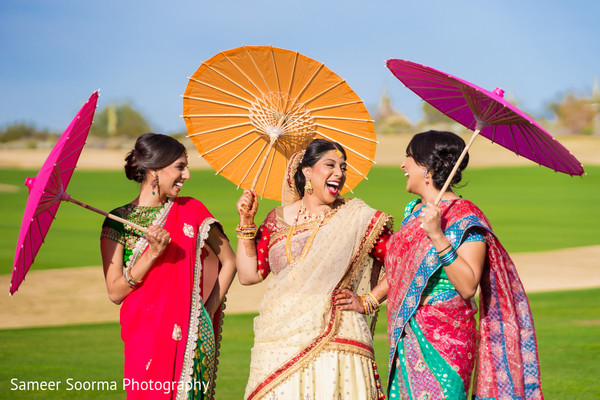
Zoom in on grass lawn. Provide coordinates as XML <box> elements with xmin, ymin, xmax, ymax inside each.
<box><xmin>1</xmin><ymin>289</ymin><xmax>599</xmax><ymax>399</ymax></box>
<box><xmin>1</xmin><ymin>165</ymin><xmax>599</xmax><ymax>274</ymax></box>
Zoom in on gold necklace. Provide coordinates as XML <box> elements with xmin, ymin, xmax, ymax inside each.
<box><xmin>285</xmin><ymin>202</ymin><xmax>333</xmax><ymax>270</ymax></box>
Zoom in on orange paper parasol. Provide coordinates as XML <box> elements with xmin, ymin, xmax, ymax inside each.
<box><xmin>182</xmin><ymin>45</ymin><xmax>377</xmax><ymax>201</ymax></box>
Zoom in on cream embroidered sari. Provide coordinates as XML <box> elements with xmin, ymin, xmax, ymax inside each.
<box><xmin>245</xmin><ymin>198</ymin><xmax>389</xmax><ymax>400</ymax></box>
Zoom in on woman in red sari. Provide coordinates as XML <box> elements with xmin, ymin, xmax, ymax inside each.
<box><xmin>385</xmin><ymin>130</ymin><xmax>543</xmax><ymax>400</ymax></box>
<box><xmin>100</xmin><ymin>133</ymin><xmax>236</xmax><ymax>399</ymax></box>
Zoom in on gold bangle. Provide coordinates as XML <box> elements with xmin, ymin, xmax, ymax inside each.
<box><xmin>123</xmin><ymin>274</ymin><xmax>134</xmax><ymax>288</ymax></box>
<box><xmin>124</xmin><ymin>267</ymin><xmax>142</xmax><ymax>288</ymax></box>
<box><xmin>366</xmin><ymin>292</ymin><xmax>380</xmax><ymax>309</ymax></box>
<box><xmin>236</xmin><ymin>223</ymin><xmax>257</xmax><ymax>240</ymax></box>
<box><xmin>123</xmin><ymin>268</ymin><xmax>136</xmax><ymax>288</ymax></box>
<box><xmin>361</xmin><ymin>293</ymin><xmax>379</xmax><ymax>315</ymax></box>
<box><xmin>236</xmin><ymin>228</ymin><xmax>257</xmax><ymax>233</ymax></box>
<box><xmin>360</xmin><ymin>296</ymin><xmax>370</xmax><ymax>314</ymax></box>
<box><xmin>129</xmin><ymin>267</ymin><xmax>142</xmax><ymax>284</ymax></box>
<box><xmin>237</xmin><ymin>231</ymin><xmax>256</xmax><ymax>240</ymax></box>
<box><xmin>236</xmin><ymin>223</ymin><xmax>257</xmax><ymax>233</ymax></box>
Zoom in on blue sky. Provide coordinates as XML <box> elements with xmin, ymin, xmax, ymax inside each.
<box><xmin>1</xmin><ymin>0</ymin><xmax>598</xmax><ymax>134</ymax></box>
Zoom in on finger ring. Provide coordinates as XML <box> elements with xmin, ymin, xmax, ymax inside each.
<box><xmin>349</xmin><ymin>299</ymin><xmax>352</xmax><ymax>304</ymax></box>
<box><xmin>420</xmin><ymin>223</ymin><xmax>424</xmax><ymax>229</ymax></box>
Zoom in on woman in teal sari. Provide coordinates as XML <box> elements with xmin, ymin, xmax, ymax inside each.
<box><xmin>385</xmin><ymin>131</ymin><xmax>543</xmax><ymax>400</ymax></box>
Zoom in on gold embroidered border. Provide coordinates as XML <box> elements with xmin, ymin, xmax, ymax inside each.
<box><xmin>339</xmin><ymin>211</ymin><xmax>392</xmax><ymax>290</ymax></box>
<box><xmin>323</xmin><ymin>340</ymin><xmax>375</xmax><ymax>361</ymax></box>
<box><xmin>177</xmin><ymin>217</ymin><xmax>219</xmax><ymax>400</ymax></box>
<box><xmin>269</xmin><ymin>220</ymin><xmax>317</xmax><ymax>246</ymax></box>
<box><xmin>100</xmin><ymin>226</ymin><xmax>125</xmax><ymax>247</ymax></box>
<box><xmin>248</xmin><ymin>205</ymin><xmax>389</xmax><ymax>399</ymax></box>
<box><xmin>269</xmin><ymin>198</ymin><xmax>349</xmax><ymax>245</ymax></box>
<box><xmin>248</xmin><ymin>306</ymin><xmax>344</xmax><ymax>399</ymax></box>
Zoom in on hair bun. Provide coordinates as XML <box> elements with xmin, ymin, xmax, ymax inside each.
<box><xmin>407</xmin><ymin>130</ymin><xmax>468</xmax><ymax>190</ymax></box>
<box><xmin>124</xmin><ymin>149</ymin><xmax>145</xmax><ymax>183</ymax></box>
<box><xmin>123</xmin><ymin>133</ymin><xmax>187</xmax><ymax>184</ymax></box>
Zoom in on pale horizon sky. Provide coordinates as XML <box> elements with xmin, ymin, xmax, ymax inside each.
<box><xmin>1</xmin><ymin>0</ymin><xmax>598</xmax><ymax>134</ymax></box>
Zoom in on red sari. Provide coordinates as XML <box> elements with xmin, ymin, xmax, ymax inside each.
<box><xmin>104</xmin><ymin>197</ymin><xmax>223</xmax><ymax>399</ymax></box>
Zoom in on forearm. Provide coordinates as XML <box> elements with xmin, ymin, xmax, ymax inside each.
<box><xmin>334</xmin><ymin>277</ymin><xmax>388</xmax><ymax>314</ymax></box>
<box><xmin>429</xmin><ymin>232</ymin><xmax>484</xmax><ymax>299</ymax></box>
<box><xmin>441</xmin><ymin>258</ymin><xmax>479</xmax><ymax>299</ymax></box>
<box><xmin>106</xmin><ymin>275</ymin><xmax>134</xmax><ymax>305</ymax></box>
<box><xmin>369</xmin><ymin>276</ymin><xmax>389</xmax><ymax>304</ymax></box>
<box><xmin>105</xmin><ymin>250</ymin><xmax>159</xmax><ymax>304</ymax></box>
<box><xmin>235</xmin><ymin>190</ymin><xmax>263</xmax><ymax>285</ymax></box>
<box><xmin>216</xmin><ymin>258</ymin><xmax>236</xmax><ymax>303</ymax></box>
<box><xmin>419</xmin><ymin>202</ymin><xmax>486</xmax><ymax>300</ymax></box>
<box><xmin>204</xmin><ymin>259</ymin><xmax>237</xmax><ymax>315</ymax></box>
<box><xmin>235</xmin><ymin>239</ymin><xmax>262</xmax><ymax>285</ymax></box>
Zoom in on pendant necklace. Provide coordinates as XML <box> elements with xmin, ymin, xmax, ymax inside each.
<box><xmin>285</xmin><ymin>202</ymin><xmax>333</xmax><ymax>270</ymax></box>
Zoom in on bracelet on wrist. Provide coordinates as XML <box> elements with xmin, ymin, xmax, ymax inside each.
<box><xmin>361</xmin><ymin>292</ymin><xmax>380</xmax><ymax>315</ymax></box>
<box><xmin>439</xmin><ymin>247</ymin><xmax>458</xmax><ymax>267</ymax></box>
<box><xmin>123</xmin><ymin>267</ymin><xmax>142</xmax><ymax>288</ymax></box>
<box><xmin>437</xmin><ymin>243</ymin><xmax>452</xmax><ymax>255</ymax></box>
<box><xmin>236</xmin><ymin>223</ymin><xmax>257</xmax><ymax>232</ymax></box>
<box><xmin>236</xmin><ymin>223</ymin><xmax>257</xmax><ymax>240</ymax></box>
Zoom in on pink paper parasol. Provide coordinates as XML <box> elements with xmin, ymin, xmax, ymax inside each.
<box><xmin>386</xmin><ymin>59</ymin><xmax>585</xmax><ymax>204</ymax></box>
<box><xmin>10</xmin><ymin>91</ymin><xmax>145</xmax><ymax>295</ymax></box>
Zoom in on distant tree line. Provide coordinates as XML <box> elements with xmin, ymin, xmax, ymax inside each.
<box><xmin>0</xmin><ymin>103</ymin><xmax>165</xmax><ymax>149</ymax></box>
<box><xmin>1</xmin><ymin>90</ymin><xmax>599</xmax><ymax>148</ymax></box>
<box><xmin>88</xmin><ymin>103</ymin><xmax>151</xmax><ymax>138</ymax></box>
<box><xmin>375</xmin><ymin>89</ymin><xmax>600</xmax><ymax>136</ymax></box>
<box><xmin>0</xmin><ymin>123</ymin><xmax>55</xmax><ymax>144</ymax></box>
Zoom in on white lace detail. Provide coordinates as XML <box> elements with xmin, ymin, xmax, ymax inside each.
<box><xmin>176</xmin><ymin>217</ymin><xmax>219</xmax><ymax>400</ymax></box>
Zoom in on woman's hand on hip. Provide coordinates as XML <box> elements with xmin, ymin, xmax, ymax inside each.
<box><xmin>333</xmin><ymin>288</ymin><xmax>365</xmax><ymax>313</ymax></box>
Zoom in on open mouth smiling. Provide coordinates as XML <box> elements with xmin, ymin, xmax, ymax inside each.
<box><xmin>326</xmin><ymin>180</ymin><xmax>340</xmax><ymax>195</ymax></box>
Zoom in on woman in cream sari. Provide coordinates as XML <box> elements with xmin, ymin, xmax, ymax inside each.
<box><xmin>236</xmin><ymin>139</ymin><xmax>392</xmax><ymax>399</ymax></box>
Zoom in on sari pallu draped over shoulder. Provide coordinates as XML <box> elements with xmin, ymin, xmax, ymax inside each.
<box><xmin>386</xmin><ymin>199</ymin><xmax>543</xmax><ymax>400</ymax></box>
<box><xmin>246</xmin><ymin>198</ymin><xmax>390</xmax><ymax>400</ymax></box>
<box><xmin>120</xmin><ymin>197</ymin><xmax>224</xmax><ymax>400</ymax></box>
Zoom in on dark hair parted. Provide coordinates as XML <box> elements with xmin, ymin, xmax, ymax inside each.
<box><xmin>406</xmin><ymin>130</ymin><xmax>469</xmax><ymax>190</ymax></box>
<box><xmin>294</xmin><ymin>139</ymin><xmax>346</xmax><ymax>197</ymax></box>
<box><xmin>124</xmin><ymin>133</ymin><xmax>187</xmax><ymax>183</ymax></box>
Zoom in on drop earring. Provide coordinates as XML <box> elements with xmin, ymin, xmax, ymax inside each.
<box><xmin>151</xmin><ymin>173</ymin><xmax>159</xmax><ymax>195</ymax></box>
<box><xmin>423</xmin><ymin>169</ymin><xmax>430</xmax><ymax>186</ymax></box>
<box><xmin>304</xmin><ymin>177</ymin><xmax>313</xmax><ymax>195</ymax></box>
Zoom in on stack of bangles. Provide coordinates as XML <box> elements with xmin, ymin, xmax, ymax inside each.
<box><xmin>236</xmin><ymin>223</ymin><xmax>257</xmax><ymax>240</ymax></box>
<box><xmin>124</xmin><ymin>266</ymin><xmax>142</xmax><ymax>288</ymax></box>
<box><xmin>437</xmin><ymin>243</ymin><xmax>458</xmax><ymax>267</ymax></box>
<box><xmin>361</xmin><ymin>292</ymin><xmax>380</xmax><ymax>315</ymax></box>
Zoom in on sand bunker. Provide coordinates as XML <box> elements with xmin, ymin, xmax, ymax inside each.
<box><xmin>1</xmin><ymin>245</ymin><xmax>599</xmax><ymax>329</ymax></box>
<box><xmin>1</xmin><ymin>135</ymin><xmax>598</xmax><ymax>329</ymax></box>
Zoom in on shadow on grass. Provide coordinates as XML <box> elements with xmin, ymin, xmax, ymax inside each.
<box><xmin>1</xmin><ymin>288</ymin><xmax>599</xmax><ymax>399</ymax></box>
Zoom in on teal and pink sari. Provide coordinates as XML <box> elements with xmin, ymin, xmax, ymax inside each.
<box><xmin>102</xmin><ymin>196</ymin><xmax>224</xmax><ymax>399</ymax></box>
<box><xmin>386</xmin><ymin>199</ymin><xmax>543</xmax><ymax>400</ymax></box>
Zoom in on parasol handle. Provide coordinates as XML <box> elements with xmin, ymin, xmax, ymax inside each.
<box><xmin>250</xmin><ymin>137</ymin><xmax>277</xmax><ymax>192</ymax></box>
<box><xmin>434</xmin><ymin>129</ymin><xmax>480</xmax><ymax>206</ymax></box>
<box><xmin>65</xmin><ymin>196</ymin><xmax>148</xmax><ymax>234</ymax></box>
